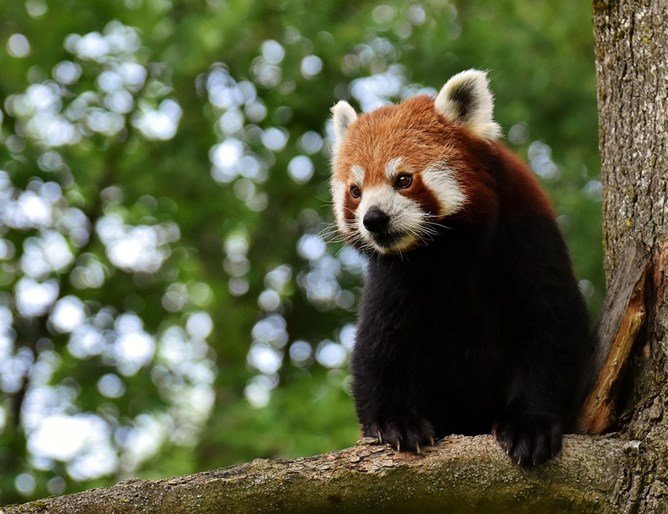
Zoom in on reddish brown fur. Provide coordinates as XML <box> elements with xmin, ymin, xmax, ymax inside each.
<box><xmin>334</xmin><ymin>95</ymin><xmax>554</xmax><ymax>224</ymax></box>
<box><xmin>343</xmin><ymin>190</ymin><xmax>358</xmax><ymax>225</ymax></box>
<box><xmin>409</xmin><ymin>173</ymin><xmax>441</xmax><ymax>217</ymax></box>
<box><xmin>492</xmin><ymin>143</ymin><xmax>555</xmax><ymax>218</ymax></box>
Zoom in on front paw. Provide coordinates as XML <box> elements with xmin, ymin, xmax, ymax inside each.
<box><xmin>493</xmin><ymin>414</ymin><xmax>562</xmax><ymax>466</ymax></box>
<box><xmin>363</xmin><ymin>417</ymin><xmax>435</xmax><ymax>453</ymax></box>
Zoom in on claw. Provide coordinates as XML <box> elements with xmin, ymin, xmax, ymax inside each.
<box><xmin>429</xmin><ymin>436</ymin><xmax>435</xmax><ymax>447</ymax></box>
<box><xmin>415</xmin><ymin>442</ymin><xmax>421</xmax><ymax>454</ymax></box>
<box><xmin>396</xmin><ymin>441</ymin><xmax>401</xmax><ymax>452</ymax></box>
<box><xmin>376</xmin><ymin>429</ymin><xmax>383</xmax><ymax>444</ymax></box>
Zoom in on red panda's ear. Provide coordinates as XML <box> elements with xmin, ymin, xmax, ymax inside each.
<box><xmin>434</xmin><ymin>70</ymin><xmax>501</xmax><ymax>140</ymax></box>
<box><xmin>330</xmin><ymin>101</ymin><xmax>358</xmax><ymax>154</ymax></box>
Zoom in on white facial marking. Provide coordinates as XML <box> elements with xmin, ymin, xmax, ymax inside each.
<box><xmin>331</xmin><ymin>178</ymin><xmax>349</xmax><ymax>234</ymax></box>
<box><xmin>421</xmin><ymin>163</ymin><xmax>468</xmax><ymax>216</ymax></box>
<box><xmin>351</xmin><ymin>164</ymin><xmax>365</xmax><ymax>185</ymax></box>
<box><xmin>384</xmin><ymin>157</ymin><xmax>403</xmax><ymax>180</ymax></box>
<box><xmin>356</xmin><ymin>184</ymin><xmax>426</xmax><ymax>253</ymax></box>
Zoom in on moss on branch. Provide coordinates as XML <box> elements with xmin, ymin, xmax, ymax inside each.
<box><xmin>6</xmin><ymin>435</ymin><xmax>627</xmax><ymax>514</ymax></box>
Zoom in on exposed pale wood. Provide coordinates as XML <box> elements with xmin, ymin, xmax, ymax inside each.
<box><xmin>579</xmin><ymin>259</ymin><xmax>648</xmax><ymax>434</ymax></box>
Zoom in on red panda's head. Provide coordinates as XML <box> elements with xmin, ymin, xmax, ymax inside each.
<box><xmin>330</xmin><ymin>70</ymin><xmax>502</xmax><ymax>254</ymax></box>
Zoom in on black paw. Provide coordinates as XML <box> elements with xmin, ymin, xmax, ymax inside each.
<box><xmin>363</xmin><ymin>417</ymin><xmax>435</xmax><ymax>453</ymax></box>
<box><xmin>493</xmin><ymin>414</ymin><xmax>562</xmax><ymax>466</ymax></box>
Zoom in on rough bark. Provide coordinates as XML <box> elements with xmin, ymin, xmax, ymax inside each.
<box><xmin>3</xmin><ymin>436</ymin><xmax>628</xmax><ymax>514</ymax></box>
<box><xmin>593</xmin><ymin>0</ymin><xmax>668</xmax><ymax>511</ymax></box>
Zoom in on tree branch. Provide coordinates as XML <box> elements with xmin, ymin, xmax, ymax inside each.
<box><xmin>5</xmin><ymin>435</ymin><xmax>627</xmax><ymax>513</ymax></box>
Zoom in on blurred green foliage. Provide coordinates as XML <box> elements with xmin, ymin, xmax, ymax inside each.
<box><xmin>0</xmin><ymin>0</ymin><xmax>601</xmax><ymax>504</ymax></box>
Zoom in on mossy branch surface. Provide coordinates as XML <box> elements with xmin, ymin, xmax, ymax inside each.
<box><xmin>5</xmin><ymin>435</ymin><xmax>627</xmax><ymax>514</ymax></box>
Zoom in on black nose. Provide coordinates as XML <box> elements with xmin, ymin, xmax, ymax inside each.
<box><xmin>363</xmin><ymin>208</ymin><xmax>390</xmax><ymax>234</ymax></box>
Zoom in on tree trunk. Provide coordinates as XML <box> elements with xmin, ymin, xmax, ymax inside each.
<box><xmin>6</xmin><ymin>1</ymin><xmax>667</xmax><ymax>512</ymax></box>
<box><xmin>593</xmin><ymin>0</ymin><xmax>668</xmax><ymax>510</ymax></box>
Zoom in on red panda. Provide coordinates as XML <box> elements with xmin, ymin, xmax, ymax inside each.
<box><xmin>330</xmin><ymin>70</ymin><xmax>593</xmax><ymax>466</ymax></box>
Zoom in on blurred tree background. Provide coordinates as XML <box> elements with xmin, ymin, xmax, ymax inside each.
<box><xmin>0</xmin><ymin>0</ymin><xmax>602</xmax><ymax>504</ymax></box>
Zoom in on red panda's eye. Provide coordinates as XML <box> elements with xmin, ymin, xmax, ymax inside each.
<box><xmin>395</xmin><ymin>173</ymin><xmax>413</xmax><ymax>189</ymax></box>
<box><xmin>350</xmin><ymin>185</ymin><xmax>362</xmax><ymax>198</ymax></box>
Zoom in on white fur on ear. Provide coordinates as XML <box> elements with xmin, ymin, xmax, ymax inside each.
<box><xmin>330</xmin><ymin>101</ymin><xmax>358</xmax><ymax>151</ymax></box>
<box><xmin>434</xmin><ymin>70</ymin><xmax>501</xmax><ymax>140</ymax></box>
